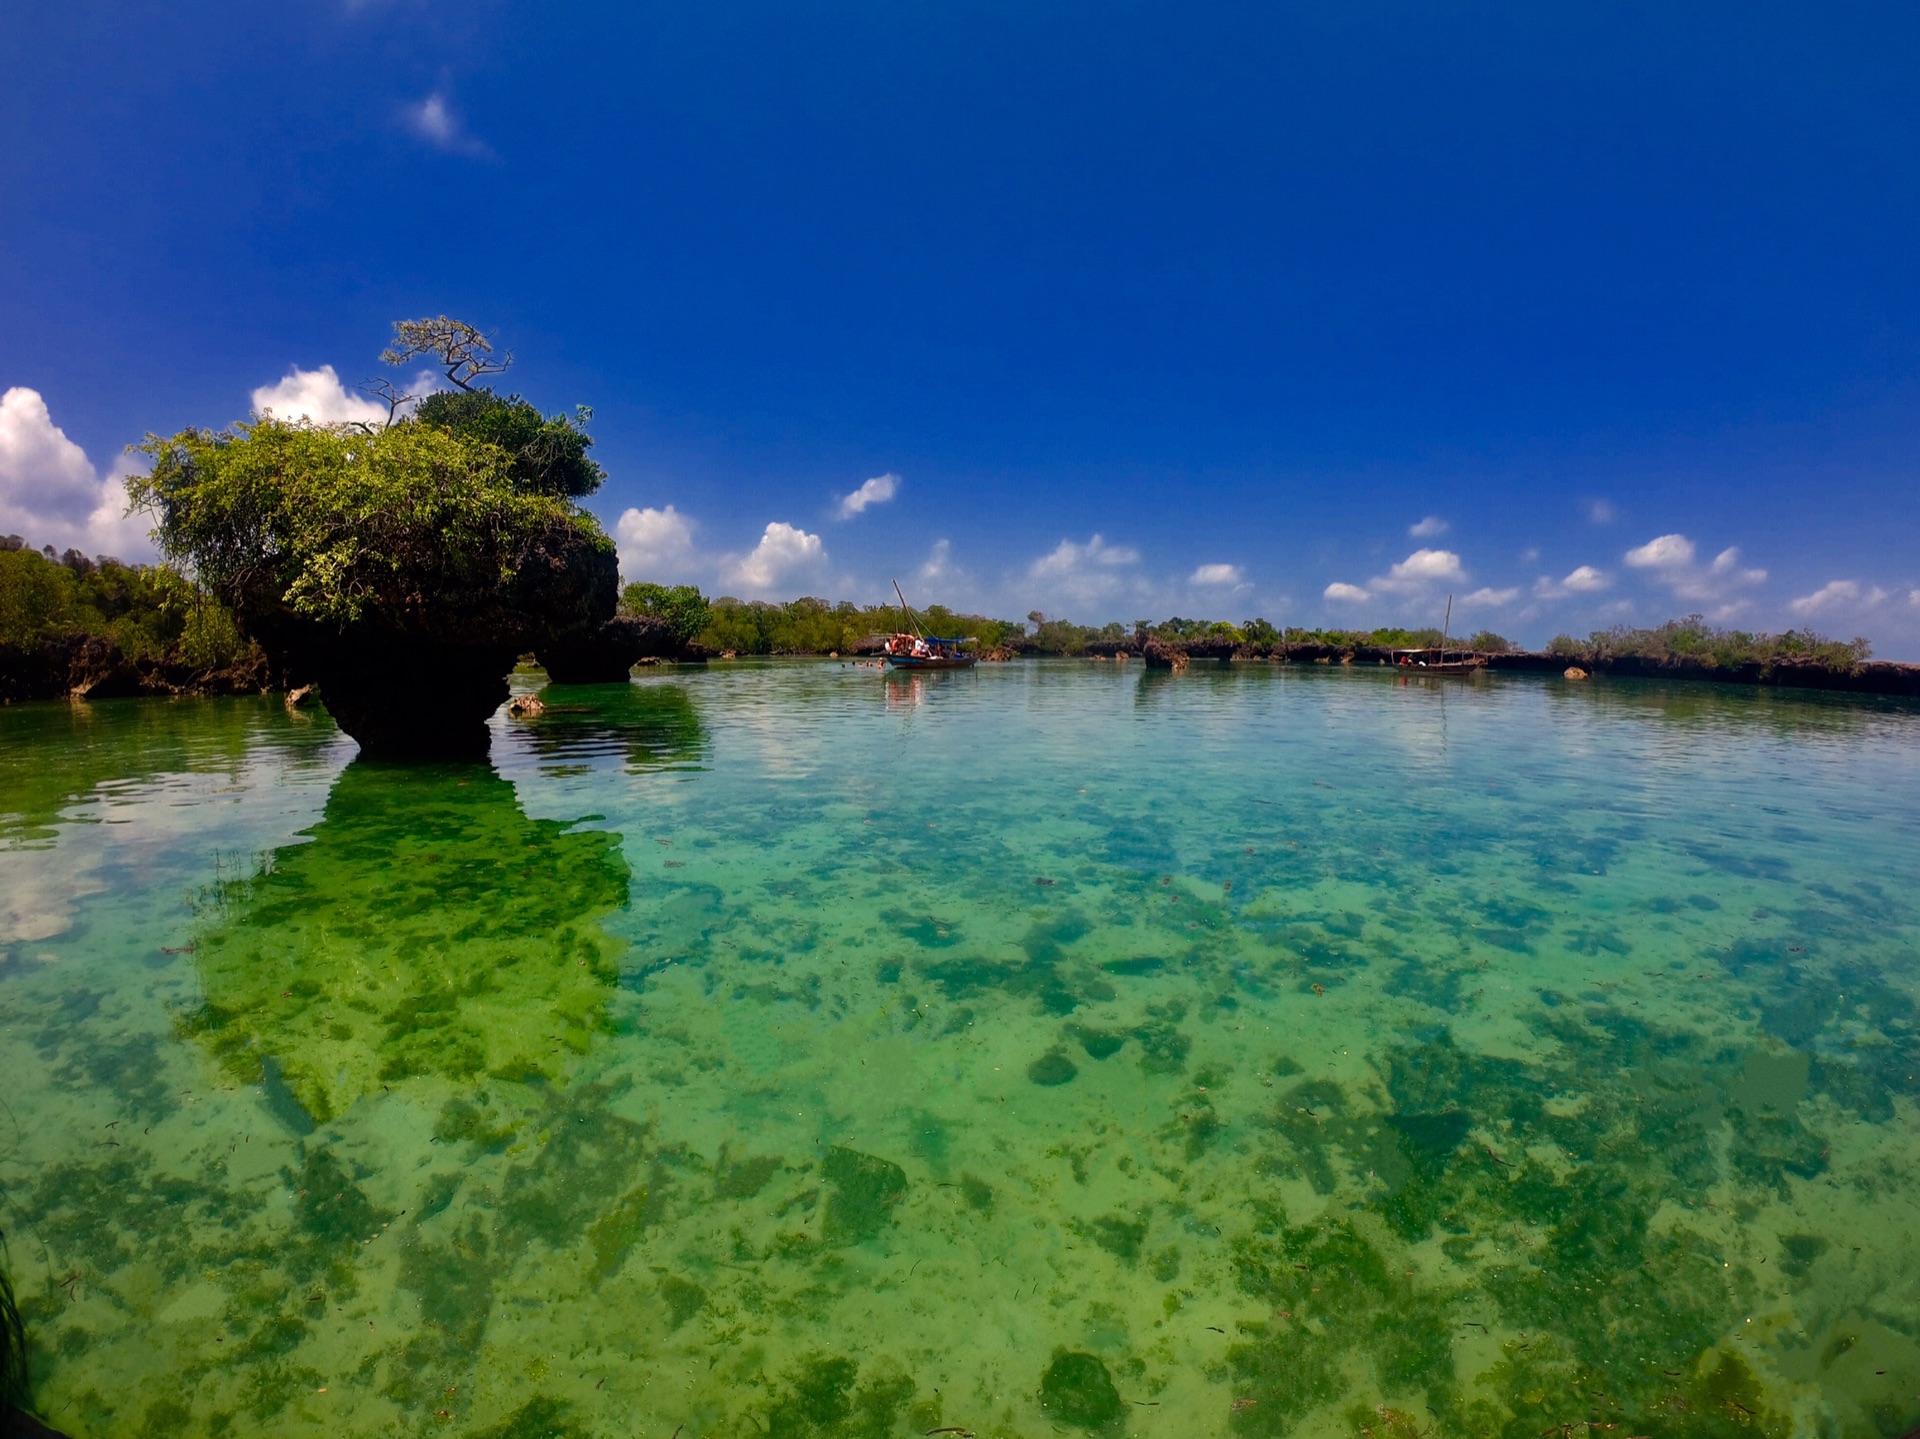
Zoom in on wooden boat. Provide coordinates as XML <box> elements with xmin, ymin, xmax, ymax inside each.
<box><xmin>882</xmin><ymin>642</ymin><xmax>978</xmax><ymax>671</ymax></box>
<box><xmin>881</xmin><ymin>581</ymin><xmax>978</xmax><ymax>670</ymax></box>
<box><xmin>1390</xmin><ymin>595</ymin><xmax>1485</xmax><ymax>674</ymax></box>
<box><xmin>1391</xmin><ymin>647</ymin><xmax>1486</xmax><ymax>675</ymax></box>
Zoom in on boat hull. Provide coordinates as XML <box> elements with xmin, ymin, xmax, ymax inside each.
<box><xmin>883</xmin><ymin>655</ymin><xmax>978</xmax><ymax>671</ymax></box>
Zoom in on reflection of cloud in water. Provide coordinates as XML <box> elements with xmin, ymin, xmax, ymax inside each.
<box><xmin>0</xmin><ymin>697</ymin><xmax>347</xmax><ymax>947</ymax></box>
<box><xmin>186</xmin><ymin>759</ymin><xmax>630</xmax><ymax>1124</ymax></box>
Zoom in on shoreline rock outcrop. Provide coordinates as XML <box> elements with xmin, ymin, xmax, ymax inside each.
<box><xmin>537</xmin><ymin>614</ymin><xmax>700</xmax><ymax>684</ymax></box>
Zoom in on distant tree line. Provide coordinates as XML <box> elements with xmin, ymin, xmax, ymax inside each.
<box><xmin>5</xmin><ymin>534</ymin><xmax>1880</xmax><ymax>699</ymax></box>
<box><xmin>1544</xmin><ymin>616</ymin><xmax>1870</xmax><ymax>670</ymax></box>
<box><xmin>0</xmin><ymin>536</ymin><xmax>255</xmax><ymax>671</ymax></box>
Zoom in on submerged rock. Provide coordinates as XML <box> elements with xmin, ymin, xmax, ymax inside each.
<box><xmin>1038</xmin><ymin>1350</ymin><xmax>1122</xmax><ymax>1429</ymax></box>
<box><xmin>1028</xmin><ymin>1050</ymin><xmax>1079</xmax><ymax>1086</ymax></box>
<box><xmin>821</xmin><ymin>1145</ymin><xmax>908</xmax><ymax>1245</ymax></box>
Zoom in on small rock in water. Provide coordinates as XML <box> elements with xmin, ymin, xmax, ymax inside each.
<box><xmin>1563</xmin><ymin>666</ymin><xmax>1589</xmax><ymax>681</ymax></box>
<box><xmin>1027</xmin><ymin>1050</ymin><xmax>1078</xmax><ymax>1086</ymax></box>
<box><xmin>1038</xmin><ymin>1350</ymin><xmax>1122</xmax><ymax>1428</ymax></box>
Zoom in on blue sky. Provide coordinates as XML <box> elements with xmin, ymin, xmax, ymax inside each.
<box><xmin>4</xmin><ymin>1</ymin><xmax>1918</xmax><ymax>650</ymax></box>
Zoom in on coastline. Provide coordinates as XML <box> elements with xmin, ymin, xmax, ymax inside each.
<box><xmin>1066</xmin><ymin>637</ymin><xmax>1920</xmax><ymax>697</ymax></box>
<box><xmin>8</xmin><ymin>633</ymin><xmax>1917</xmax><ymax>704</ymax></box>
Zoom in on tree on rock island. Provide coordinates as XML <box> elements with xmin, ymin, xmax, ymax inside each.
<box><xmin>126</xmin><ymin>321</ymin><xmax>617</xmax><ymax>759</ymax></box>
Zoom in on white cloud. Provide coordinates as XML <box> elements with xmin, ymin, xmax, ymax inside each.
<box><xmin>1375</xmin><ymin>548</ymin><xmax>1466</xmax><ymax>593</ymax></box>
<box><xmin>1586</xmin><ymin>498</ymin><xmax>1617</xmax><ymax>525</ymax></box>
<box><xmin>1189</xmin><ymin>562</ymin><xmax>1244</xmax><ymax>586</ymax></box>
<box><xmin>1459</xmin><ymin>587</ymin><xmax>1519</xmax><ymax>607</ymax></box>
<box><xmin>1789</xmin><ymin>580</ymin><xmax>1859</xmax><ymax>616</ymax></box>
<box><xmin>1323</xmin><ymin>549</ymin><xmax>1466</xmax><ymax>609</ymax></box>
<box><xmin>1560</xmin><ymin>565</ymin><xmax>1609</xmax><ymax>593</ymax></box>
<box><xmin>614</xmin><ymin>504</ymin><xmax>697</xmax><ymax>582</ymax></box>
<box><xmin>1534</xmin><ymin>564</ymin><xmax>1610</xmax><ymax>599</ymax></box>
<box><xmin>403</xmin><ymin>91</ymin><xmax>490</xmax><ymax>157</ymax></box>
<box><xmin>0</xmin><ymin>387</ymin><xmax>153</xmax><ymax>559</ymax></box>
<box><xmin>1625</xmin><ymin>533</ymin><xmax>1696</xmax><ymax>571</ymax></box>
<box><xmin>916</xmin><ymin>537</ymin><xmax>974</xmax><ymax>595</ymax></box>
<box><xmin>1910</xmin><ymin>589</ymin><xmax>1920</xmax><ymax>609</ymax></box>
<box><xmin>838</xmin><ymin>472</ymin><xmax>899</xmax><ymax>518</ymax></box>
<box><xmin>1788</xmin><ymin>580</ymin><xmax>1889</xmax><ymax>617</ymax></box>
<box><xmin>0</xmin><ymin>387</ymin><xmax>98</xmax><ymax>522</ymax></box>
<box><xmin>1408</xmin><ymin>515</ymin><xmax>1448</xmax><ymax>538</ymax></box>
<box><xmin>250</xmin><ymin>365</ymin><xmax>390</xmax><ymax>427</ymax></box>
<box><xmin>1623</xmin><ymin>533</ymin><xmax>1766</xmax><ymax>604</ymax></box>
<box><xmin>1022</xmin><ymin>534</ymin><xmax>1142</xmax><ymax>610</ymax></box>
<box><xmin>1519</xmin><ymin>546</ymin><xmax>1541</xmax><ymax>564</ymax></box>
<box><xmin>723</xmin><ymin>521</ymin><xmax>828</xmax><ymax>594</ymax></box>
<box><xmin>1031</xmin><ymin>534</ymin><xmax>1139</xmax><ymax>579</ymax></box>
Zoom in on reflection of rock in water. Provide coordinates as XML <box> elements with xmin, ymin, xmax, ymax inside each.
<box><xmin>514</xmin><ymin>679</ymin><xmax>706</xmax><ymax>774</ymax></box>
<box><xmin>185</xmin><ymin>760</ymin><xmax>630</xmax><ymax>1124</ymax></box>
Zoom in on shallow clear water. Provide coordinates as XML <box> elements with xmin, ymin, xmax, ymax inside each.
<box><xmin>3</xmin><ymin>662</ymin><xmax>1919</xmax><ymax>1439</ymax></box>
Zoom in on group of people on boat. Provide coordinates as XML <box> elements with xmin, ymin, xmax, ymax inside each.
<box><xmin>884</xmin><ymin>633</ymin><xmax>954</xmax><ymax>660</ymax></box>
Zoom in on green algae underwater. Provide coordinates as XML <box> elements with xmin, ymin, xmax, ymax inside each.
<box><xmin>2</xmin><ymin>662</ymin><xmax>1918</xmax><ymax>1439</ymax></box>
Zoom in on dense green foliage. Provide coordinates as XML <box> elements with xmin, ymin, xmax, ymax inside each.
<box><xmin>1546</xmin><ymin>615</ymin><xmax>1871</xmax><ymax>669</ymax></box>
<box><xmin>128</xmin><ymin>417</ymin><xmax>612</xmax><ymax>629</ymax></box>
<box><xmin>0</xmin><ymin>537</ymin><xmax>251</xmax><ymax>668</ymax></box>
<box><xmin>691</xmin><ymin>596</ymin><xmax>1024</xmax><ymax>655</ymax></box>
<box><xmin>619</xmin><ymin>582</ymin><xmax>712</xmax><ymax>642</ymax></box>
<box><xmin>416</xmin><ymin>390</ymin><xmax>605</xmax><ymax>498</ymax></box>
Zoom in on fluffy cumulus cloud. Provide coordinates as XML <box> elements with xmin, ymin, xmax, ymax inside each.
<box><xmin>837</xmin><ymin>472</ymin><xmax>899</xmax><ymax>518</ymax></box>
<box><xmin>1408</xmin><ymin>515</ymin><xmax>1448</xmax><ymax>538</ymax></box>
<box><xmin>614</xmin><ymin>504</ymin><xmax>697</xmax><ymax>583</ymax></box>
<box><xmin>1624</xmin><ymin>533</ymin><xmax>1696</xmax><ymax>571</ymax></box>
<box><xmin>723</xmin><ymin>522</ymin><xmax>828</xmax><ymax>594</ymax></box>
<box><xmin>1459</xmin><ymin>587</ymin><xmax>1519</xmax><ymax>608</ymax></box>
<box><xmin>1376</xmin><ymin>548</ymin><xmax>1466</xmax><ymax>593</ymax></box>
<box><xmin>1789</xmin><ymin>580</ymin><xmax>1889</xmax><ymax>616</ymax></box>
<box><xmin>1025</xmin><ymin>534</ymin><xmax>1141</xmax><ymax>609</ymax></box>
<box><xmin>250</xmin><ymin>365</ymin><xmax>390</xmax><ymax>426</ymax></box>
<box><xmin>0</xmin><ymin>387</ymin><xmax>152</xmax><ymax>559</ymax></box>
<box><xmin>1624</xmin><ymin>533</ymin><xmax>1766</xmax><ymax>611</ymax></box>
<box><xmin>1189</xmin><ymin>562</ymin><xmax>1244</xmax><ymax>586</ymax></box>
<box><xmin>1322</xmin><ymin>548</ymin><xmax>1475</xmax><ymax>614</ymax></box>
<box><xmin>403</xmin><ymin>90</ymin><xmax>491</xmax><ymax>157</ymax></box>
<box><xmin>1534</xmin><ymin>564</ymin><xmax>1610</xmax><ymax>599</ymax></box>
<box><xmin>918</xmin><ymin>537</ymin><xmax>961</xmax><ymax>586</ymax></box>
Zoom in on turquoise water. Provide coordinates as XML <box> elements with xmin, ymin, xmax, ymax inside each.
<box><xmin>3</xmin><ymin>661</ymin><xmax>1919</xmax><ymax>1438</ymax></box>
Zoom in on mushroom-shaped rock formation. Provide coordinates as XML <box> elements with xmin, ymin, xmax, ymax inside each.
<box><xmin>130</xmin><ymin>413</ymin><xmax>618</xmax><ymax>760</ymax></box>
<box><xmin>538</xmin><ymin>614</ymin><xmax>687</xmax><ymax>685</ymax></box>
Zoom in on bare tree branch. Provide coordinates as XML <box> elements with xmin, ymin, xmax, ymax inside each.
<box><xmin>356</xmin><ymin>376</ymin><xmax>419</xmax><ymax>429</ymax></box>
<box><xmin>381</xmin><ymin>316</ymin><xmax>514</xmax><ymax>392</ymax></box>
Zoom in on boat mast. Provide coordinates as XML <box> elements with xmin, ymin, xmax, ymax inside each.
<box><xmin>892</xmin><ymin>579</ymin><xmax>925</xmax><ymax>638</ymax></box>
<box><xmin>1440</xmin><ymin>593</ymin><xmax>1452</xmax><ymax>658</ymax></box>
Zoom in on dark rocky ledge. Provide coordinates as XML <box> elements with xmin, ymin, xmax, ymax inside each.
<box><xmin>0</xmin><ymin>634</ymin><xmax>275</xmax><ymax>704</ymax></box>
<box><xmin>537</xmin><ymin>614</ymin><xmax>702</xmax><ymax>684</ymax></box>
<box><xmin>1076</xmin><ymin>637</ymin><xmax>1920</xmax><ymax>697</ymax></box>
